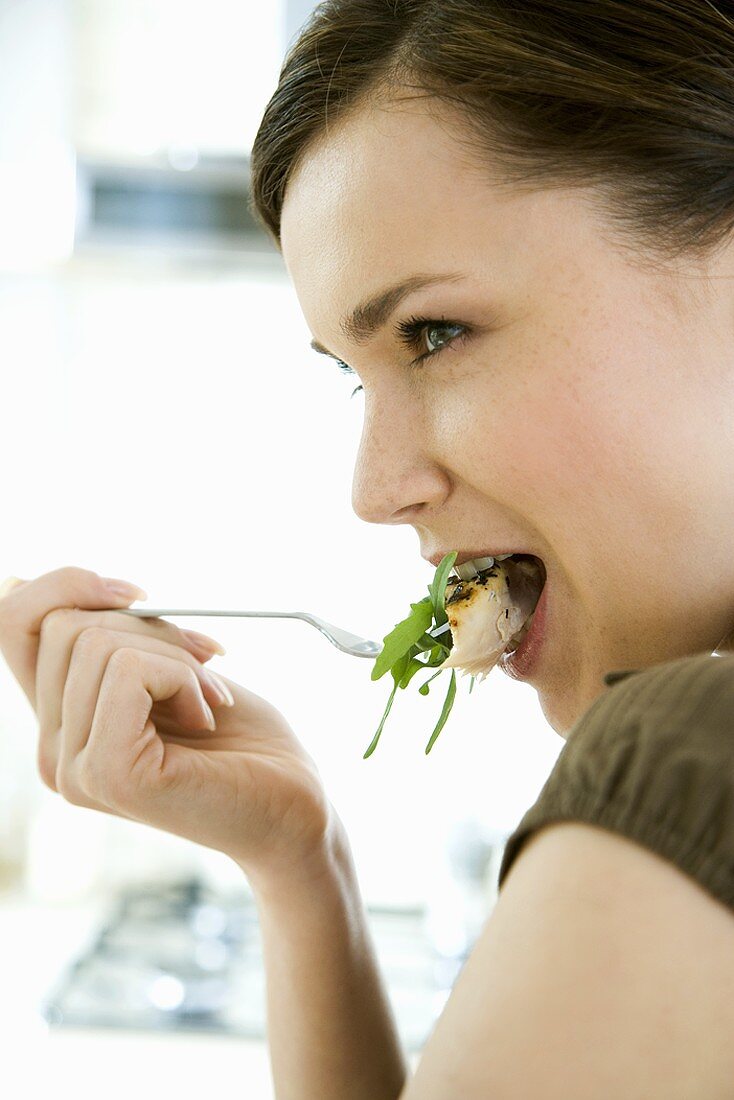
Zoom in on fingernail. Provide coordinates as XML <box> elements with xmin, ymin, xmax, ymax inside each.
<box><xmin>202</xmin><ymin>670</ymin><xmax>235</xmax><ymax>707</ymax></box>
<box><xmin>203</xmin><ymin>700</ymin><xmax>217</xmax><ymax>730</ymax></box>
<box><xmin>181</xmin><ymin>629</ymin><xmax>227</xmax><ymax>656</ymax></box>
<box><xmin>103</xmin><ymin>579</ymin><xmax>148</xmax><ymax>601</ymax></box>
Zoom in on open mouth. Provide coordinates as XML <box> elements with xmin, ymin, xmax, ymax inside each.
<box><xmin>449</xmin><ymin>552</ymin><xmax>545</xmax><ymax>584</ymax></box>
<box><xmin>434</xmin><ymin>553</ymin><xmax>547</xmax><ymax>677</ymax></box>
<box><xmin>495</xmin><ymin>554</ymin><xmax>546</xmax><ymax>653</ymax></box>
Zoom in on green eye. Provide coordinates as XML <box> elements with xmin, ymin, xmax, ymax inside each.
<box><xmin>424</xmin><ymin>322</ymin><xmax>464</xmax><ymax>353</ymax></box>
<box><xmin>395</xmin><ymin>316</ymin><xmax>469</xmax><ymax>365</ymax></box>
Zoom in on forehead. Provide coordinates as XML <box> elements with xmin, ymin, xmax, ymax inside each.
<box><xmin>278</xmin><ymin>97</ymin><xmax>642</xmax><ymax>345</ymax></box>
<box><xmin>281</xmin><ymin>101</ymin><xmax>482</xmax><ymax>251</ymax></box>
<box><xmin>280</xmin><ymin>100</ymin><xmax>543</xmax><ymax>325</ymax></box>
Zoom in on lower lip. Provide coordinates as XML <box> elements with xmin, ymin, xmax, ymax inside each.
<box><xmin>499</xmin><ymin>581</ymin><xmax>549</xmax><ymax>681</ymax></box>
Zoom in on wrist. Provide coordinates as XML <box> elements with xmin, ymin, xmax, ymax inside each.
<box><xmin>236</xmin><ymin>805</ymin><xmax>356</xmax><ymax>909</ymax></box>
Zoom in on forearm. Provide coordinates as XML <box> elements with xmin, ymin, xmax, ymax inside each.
<box><xmin>244</xmin><ymin>814</ymin><xmax>410</xmax><ymax>1100</ymax></box>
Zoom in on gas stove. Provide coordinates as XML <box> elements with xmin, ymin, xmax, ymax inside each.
<box><xmin>41</xmin><ymin>877</ymin><xmax>451</xmax><ymax>1052</ymax></box>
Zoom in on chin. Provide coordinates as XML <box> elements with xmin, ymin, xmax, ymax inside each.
<box><xmin>535</xmin><ymin>655</ymin><xmax>615</xmax><ymax>739</ymax></box>
<box><xmin>538</xmin><ymin>690</ymin><xmax>584</xmax><ymax>740</ymax></box>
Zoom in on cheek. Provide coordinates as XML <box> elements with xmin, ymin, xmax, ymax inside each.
<box><xmin>435</xmin><ymin>327</ymin><xmax>628</xmax><ymax>517</ymax></box>
<box><xmin>442</xmin><ymin>313</ymin><xmax>689</xmax><ymax>561</ymax></box>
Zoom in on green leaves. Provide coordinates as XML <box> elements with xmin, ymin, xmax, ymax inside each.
<box><xmin>364</xmin><ymin>551</ymin><xmax>464</xmax><ymax>758</ymax></box>
<box><xmin>428</xmin><ymin>550</ymin><xmax>457</xmax><ymax>628</ymax></box>
<box><xmin>425</xmin><ymin>669</ymin><xmax>457</xmax><ymax>754</ymax></box>
<box><xmin>418</xmin><ymin>668</ymin><xmax>444</xmax><ymax>696</ymax></box>
<box><xmin>371</xmin><ymin>597</ymin><xmax>434</xmax><ymax>682</ymax></box>
<box><xmin>362</xmin><ymin>675</ymin><xmax>400</xmax><ymax>759</ymax></box>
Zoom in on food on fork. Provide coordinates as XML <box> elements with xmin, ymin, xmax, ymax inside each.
<box><xmin>439</xmin><ymin>555</ymin><xmax>545</xmax><ymax>679</ymax></box>
<box><xmin>365</xmin><ymin>552</ymin><xmax>545</xmax><ymax>757</ymax></box>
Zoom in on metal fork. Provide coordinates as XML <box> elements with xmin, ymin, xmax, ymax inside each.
<box><xmin>117</xmin><ymin>607</ymin><xmax>384</xmax><ymax>659</ymax></box>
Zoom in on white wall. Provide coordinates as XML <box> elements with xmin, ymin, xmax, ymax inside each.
<box><xmin>0</xmin><ymin>0</ymin><xmax>76</xmax><ymax>269</ymax></box>
<box><xmin>72</xmin><ymin>0</ymin><xmax>283</xmax><ymax>157</ymax></box>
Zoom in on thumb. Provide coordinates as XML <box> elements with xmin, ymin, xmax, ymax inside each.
<box><xmin>0</xmin><ymin>566</ymin><xmax>147</xmax><ymax>708</ymax></box>
<box><xmin>0</xmin><ymin>577</ymin><xmax>27</xmax><ymax>600</ymax></box>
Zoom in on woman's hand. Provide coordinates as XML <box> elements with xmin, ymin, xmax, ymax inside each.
<box><xmin>0</xmin><ymin>567</ymin><xmax>334</xmax><ymax>887</ymax></box>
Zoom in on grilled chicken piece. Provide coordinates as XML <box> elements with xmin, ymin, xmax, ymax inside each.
<box><xmin>438</xmin><ymin>557</ymin><xmax>544</xmax><ymax>680</ymax></box>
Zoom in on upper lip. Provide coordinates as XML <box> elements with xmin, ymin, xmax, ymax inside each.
<box><xmin>424</xmin><ymin>550</ymin><xmax>536</xmax><ymax>568</ymax></box>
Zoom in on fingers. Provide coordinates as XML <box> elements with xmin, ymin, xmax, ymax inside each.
<box><xmin>35</xmin><ymin>608</ymin><xmax>227</xmax><ymax>743</ymax></box>
<box><xmin>54</xmin><ymin>624</ymin><xmax>231</xmax><ymax>787</ymax></box>
<box><xmin>37</xmin><ymin>629</ymin><xmax>231</xmax><ymax>800</ymax></box>
<box><xmin>0</xmin><ymin>567</ymin><xmax>146</xmax><ymax>708</ymax></box>
<box><xmin>66</xmin><ymin>649</ymin><xmax>212</xmax><ymax>810</ymax></box>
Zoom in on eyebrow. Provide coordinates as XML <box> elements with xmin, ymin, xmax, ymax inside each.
<box><xmin>309</xmin><ymin>272</ymin><xmax>466</xmax><ymax>358</ymax></box>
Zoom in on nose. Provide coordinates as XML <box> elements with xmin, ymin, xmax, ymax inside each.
<box><xmin>350</xmin><ymin>394</ymin><xmax>450</xmax><ymax>525</ymax></box>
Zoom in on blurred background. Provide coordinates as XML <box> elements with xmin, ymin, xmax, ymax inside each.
<box><xmin>0</xmin><ymin>0</ymin><xmax>562</xmax><ymax>1094</ymax></box>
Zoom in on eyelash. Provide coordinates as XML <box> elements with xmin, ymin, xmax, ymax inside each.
<box><xmin>336</xmin><ymin>316</ymin><xmax>469</xmax><ymax>398</ymax></box>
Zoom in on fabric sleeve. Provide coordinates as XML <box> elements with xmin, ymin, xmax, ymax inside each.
<box><xmin>497</xmin><ymin>652</ymin><xmax>734</xmax><ymax>913</ymax></box>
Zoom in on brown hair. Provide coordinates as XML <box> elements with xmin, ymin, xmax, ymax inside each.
<box><xmin>250</xmin><ymin>0</ymin><xmax>734</xmax><ymax>265</ymax></box>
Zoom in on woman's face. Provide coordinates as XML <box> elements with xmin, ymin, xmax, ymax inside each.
<box><xmin>280</xmin><ymin>97</ymin><xmax>734</xmax><ymax>735</ymax></box>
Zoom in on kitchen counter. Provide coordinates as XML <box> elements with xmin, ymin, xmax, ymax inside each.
<box><xmin>0</xmin><ymin>887</ymin><xmax>423</xmax><ymax>1099</ymax></box>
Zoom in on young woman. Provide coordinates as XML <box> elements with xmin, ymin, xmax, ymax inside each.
<box><xmin>2</xmin><ymin>1</ymin><xmax>734</xmax><ymax>1095</ymax></box>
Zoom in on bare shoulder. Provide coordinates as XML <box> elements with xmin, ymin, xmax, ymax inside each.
<box><xmin>402</xmin><ymin>822</ymin><xmax>734</xmax><ymax>1100</ymax></box>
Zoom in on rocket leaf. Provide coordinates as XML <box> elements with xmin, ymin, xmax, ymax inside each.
<box><xmin>428</xmin><ymin>551</ymin><xmax>458</xmax><ymax>628</ymax></box>
<box><xmin>424</xmin><ymin>669</ymin><xmax>457</xmax><ymax>754</ymax></box>
<box><xmin>371</xmin><ymin>597</ymin><xmax>434</xmax><ymax>682</ymax></box>
<box><xmin>365</xmin><ymin>553</ymin><xmax>469</xmax><ymax>756</ymax></box>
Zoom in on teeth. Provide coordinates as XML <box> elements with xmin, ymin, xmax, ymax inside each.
<box><xmin>454</xmin><ymin>561</ymin><xmax>480</xmax><ymax>581</ymax></box>
<box><xmin>472</xmin><ymin>556</ymin><xmax>495</xmax><ymax>570</ymax></box>
<box><xmin>451</xmin><ymin>553</ymin><xmax>515</xmax><ymax>581</ymax></box>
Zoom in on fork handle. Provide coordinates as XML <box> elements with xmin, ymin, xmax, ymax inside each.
<box><xmin>112</xmin><ymin>607</ymin><xmax>381</xmax><ymax>659</ymax></box>
<box><xmin>115</xmin><ymin>609</ymin><xmax>310</xmax><ymax>620</ymax></box>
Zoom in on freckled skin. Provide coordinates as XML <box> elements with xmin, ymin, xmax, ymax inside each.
<box><xmin>280</xmin><ymin>96</ymin><xmax>734</xmax><ymax>736</ymax></box>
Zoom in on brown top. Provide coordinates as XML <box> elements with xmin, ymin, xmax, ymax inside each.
<box><xmin>497</xmin><ymin>652</ymin><xmax>734</xmax><ymax>912</ymax></box>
